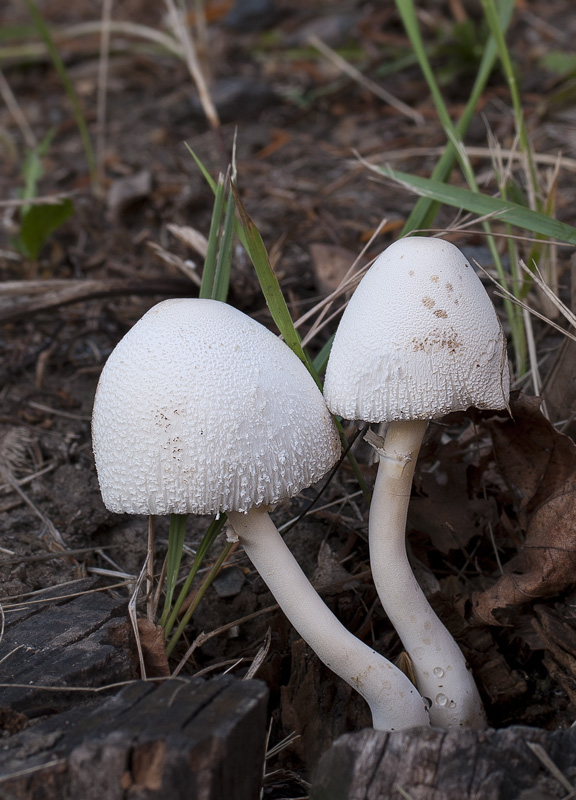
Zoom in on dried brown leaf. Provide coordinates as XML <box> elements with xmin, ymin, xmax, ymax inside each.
<box><xmin>309</xmin><ymin>243</ymin><xmax>361</xmax><ymax>296</ymax></box>
<box><xmin>136</xmin><ymin>618</ymin><xmax>170</xmax><ymax>678</ymax></box>
<box><xmin>411</xmin><ymin>434</ymin><xmax>499</xmax><ymax>554</ymax></box>
<box><xmin>472</xmin><ymin>393</ymin><xmax>576</xmax><ymax>625</ymax></box>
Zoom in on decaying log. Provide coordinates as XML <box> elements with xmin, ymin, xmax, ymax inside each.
<box><xmin>0</xmin><ymin>578</ymin><xmax>137</xmax><ymax>716</ymax></box>
<box><xmin>0</xmin><ymin>676</ymin><xmax>269</xmax><ymax>800</ymax></box>
<box><xmin>311</xmin><ymin>725</ymin><xmax>576</xmax><ymax>800</ymax></box>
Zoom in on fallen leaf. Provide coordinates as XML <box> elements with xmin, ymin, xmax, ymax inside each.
<box><xmin>136</xmin><ymin>618</ymin><xmax>170</xmax><ymax>678</ymax></box>
<box><xmin>541</xmin><ymin>336</ymin><xmax>576</xmax><ymax>442</ymax></box>
<box><xmin>107</xmin><ymin>170</ymin><xmax>151</xmax><ymax>223</ymax></box>
<box><xmin>411</xmin><ymin>445</ymin><xmax>499</xmax><ymax>554</ymax></box>
<box><xmin>471</xmin><ymin>393</ymin><xmax>576</xmax><ymax>625</ymax></box>
<box><xmin>309</xmin><ymin>243</ymin><xmax>360</xmax><ymax>296</ymax></box>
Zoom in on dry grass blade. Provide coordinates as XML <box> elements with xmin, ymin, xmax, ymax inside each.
<box><xmin>171</xmin><ymin>603</ymin><xmax>280</xmax><ymax>677</ymax></box>
<box><xmin>243</xmin><ymin>627</ymin><xmax>272</xmax><ymax>680</ymax></box>
<box><xmin>147</xmin><ymin>241</ymin><xmax>202</xmax><ymax>286</ymax></box>
<box><xmin>0</xmin><ymin>546</ymin><xmax>110</xmax><ymax>566</ymax></box>
<box><xmin>167</xmin><ymin>223</ymin><xmax>209</xmax><ymax>258</ymax></box>
<box><xmin>525</xmin><ymin>741</ymin><xmax>576</xmax><ymax>797</ymax></box>
<box><xmin>0</xmin><ymin>459</ymin><xmax>71</xmax><ymax>558</ymax></box>
<box><xmin>0</xmin><ymin>761</ymin><xmax>67</xmax><ymax>783</ymax></box>
<box><xmin>395</xmin><ymin>787</ymin><xmax>417</xmax><ymax>800</ymax></box>
<box><xmin>27</xmin><ymin>401</ymin><xmax>90</xmax><ymax>422</ymax></box>
<box><xmin>3</xmin><ymin>20</ymin><xmax>183</xmax><ymax>60</ymax></box>
<box><xmin>522</xmin><ymin>305</ymin><xmax>548</xmax><ymax>415</ymax></box>
<box><xmin>0</xmin><ymin>676</ymin><xmax>180</xmax><ymax>693</ymax></box>
<box><xmin>0</xmin><ymin>461</ymin><xmax>56</xmax><ymax>501</ymax></box>
<box><xmin>495</xmin><ymin>294</ymin><xmax>576</xmax><ymax>344</ymax></box>
<box><xmin>0</xmin><ymin>192</ymin><xmax>76</xmax><ymax>207</ymax></box>
<box><xmin>164</xmin><ymin>0</ymin><xmax>219</xmax><ymax>131</ymax></box>
<box><xmin>265</xmin><ymin>730</ymin><xmax>301</xmax><ymax>762</ymax></box>
<box><xmin>298</xmin><ymin>217</ymin><xmax>389</xmax><ymax>347</ymax></box>
<box><xmin>308</xmin><ymin>34</ymin><xmax>423</xmax><ymax>126</ymax></box>
<box><xmin>96</xmin><ymin>0</ymin><xmax>113</xmax><ymax>187</ymax></box>
<box><xmin>1</xmin><ymin>580</ymin><xmax>132</xmax><ymax>611</ymax></box>
<box><xmin>519</xmin><ymin>259</ymin><xmax>576</xmax><ymax>329</ymax></box>
<box><xmin>476</xmin><ymin>259</ymin><xmax>576</xmax><ymax>344</ymax></box>
<box><xmin>354</xmin><ymin>146</ymin><xmax>576</xmax><ymax>173</ymax></box>
<box><xmin>193</xmin><ymin>657</ymin><xmax>251</xmax><ymax>678</ymax></box>
<box><xmin>0</xmin><ymin>602</ymin><xmax>5</xmax><ymax>648</ymax></box>
<box><xmin>0</xmin><ymin>426</ymin><xmax>32</xmax><ymax>473</ymax></box>
<box><xmin>0</xmin><ymin>67</ymin><xmax>36</xmax><ymax>148</ymax></box>
<box><xmin>86</xmin><ymin>567</ymin><xmax>135</xmax><ymax>580</ymax></box>
<box><xmin>277</xmin><ymin>489</ymin><xmax>364</xmax><ymax>533</ymax></box>
<box><xmin>127</xmin><ymin>553</ymin><xmax>153</xmax><ymax>679</ymax></box>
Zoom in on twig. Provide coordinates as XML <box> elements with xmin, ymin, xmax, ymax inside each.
<box><xmin>0</xmin><ymin>277</ymin><xmax>193</xmax><ymax>323</ymax></box>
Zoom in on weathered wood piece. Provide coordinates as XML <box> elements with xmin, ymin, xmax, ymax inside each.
<box><xmin>311</xmin><ymin>725</ymin><xmax>576</xmax><ymax>800</ymax></box>
<box><xmin>0</xmin><ymin>676</ymin><xmax>269</xmax><ymax>800</ymax></box>
<box><xmin>0</xmin><ymin>579</ymin><xmax>136</xmax><ymax>716</ymax></box>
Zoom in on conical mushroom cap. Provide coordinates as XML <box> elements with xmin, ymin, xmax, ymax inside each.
<box><xmin>92</xmin><ymin>299</ymin><xmax>340</xmax><ymax>515</ymax></box>
<box><xmin>324</xmin><ymin>237</ymin><xmax>510</xmax><ymax>422</ymax></box>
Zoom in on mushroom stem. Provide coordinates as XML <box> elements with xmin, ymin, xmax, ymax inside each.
<box><xmin>227</xmin><ymin>507</ymin><xmax>430</xmax><ymax>732</ymax></box>
<box><xmin>368</xmin><ymin>419</ymin><xmax>487</xmax><ymax>730</ymax></box>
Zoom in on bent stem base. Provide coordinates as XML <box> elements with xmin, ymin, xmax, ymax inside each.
<box><xmin>228</xmin><ymin>506</ymin><xmax>430</xmax><ymax>732</ymax></box>
<box><xmin>369</xmin><ymin>419</ymin><xmax>487</xmax><ymax>730</ymax></box>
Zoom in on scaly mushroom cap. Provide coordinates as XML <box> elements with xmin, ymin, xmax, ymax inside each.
<box><xmin>324</xmin><ymin>237</ymin><xmax>510</xmax><ymax>422</ymax></box>
<box><xmin>92</xmin><ymin>298</ymin><xmax>340</xmax><ymax>515</ymax></box>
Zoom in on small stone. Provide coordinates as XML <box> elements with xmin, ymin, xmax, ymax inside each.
<box><xmin>212</xmin><ymin>565</ymin><xmax>246</xmax><ymax>598</ymax></box>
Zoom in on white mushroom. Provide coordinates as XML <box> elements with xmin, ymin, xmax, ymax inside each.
<box><xmin>324</xmin><ymin>236</ymin><xmax>510</xmax><ymax>729</ymax></box>
<box><xmin>92</xmin><ymin>297</ymin><xmax>430</xmax><ymax>731</ymax></box>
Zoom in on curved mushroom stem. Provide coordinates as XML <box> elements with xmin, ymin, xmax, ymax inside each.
<box><xmin>227</xmin><ymin>507</ymin><xmax>430</xmax><ymax>732</ymax></box>
<box><xmin>368</xmin><ymin>419</ymin><xmax>486</xmax><ymax>730</ymax></box>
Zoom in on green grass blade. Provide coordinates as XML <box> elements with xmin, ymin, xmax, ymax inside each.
<box><xmin>163</xmin><ymin>514</ymin><xmax>226</xmax><ymax>642</ymax></box>
<box><xmin>378</xmin><ymin>165</ymin><xmax>576</xmax><ymax>244</ymax></box>
<box><xmin>20</xmin><ymin>129</ymin><xmax>55</xmax><ymax>213</ymax></box>
<box><xmin>186</xmin><ymin>147</ymin><xmax>311</xmax><ymax>370</ymax></box>
<box><xmin>184</xmin><ymin>142</ymin><xmax>217</xmax><ymax>193</ymax></box>
<box><xmin>312</xmin><ymin>334</ymin><xmax>335</xmax><ymax>375</ymax></box>
<box><xmin>159</xmin><ymin>513</ymin><xmax>188</xmax><ymax>629</ymax></box>
<box><xmin>200</xmin><ymin>174</ymin><xmax>226</xmax><ymax>299</ymax></box>
<box><xmin>481</xmin><ymin>0</ymin><xmax>538</xmax><ymax>193</ymax></box>
<box><xmin>394</xmin><ymin>0</ymin><xmax>529</xmax><ymax>372</ymax></box>
<box><xmin>395</xmin><ymin>0</ymin><xmax>455</xmax><ymax>136</ymax></box>
<box><xmin>398</xmin><ymin>0</ymin><xmax>515</xmax><ymax>234</ymax></box>
<box><xmin>23</xmin><ymin>0</ymin><xmax>98</xmax><ymax>190</ymax></box>
<box><xmin>212</xmin><ymin>179</ymin><xmax>236</xmax><ymax>301</ymax></box>
<box><xmin>166</xmin><ymin>538</ymin><xmax>234</xmax><ymax>657</ymax></box>
<box><xmin>231</xmin><ymin>183</ymin><xmax>311</xmax><ymax>370</ymax></box>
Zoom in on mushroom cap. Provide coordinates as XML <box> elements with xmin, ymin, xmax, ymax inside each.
<box><xmin>92</xmin><ymin>298</ymin><xmax>340</xmax><ymax>515</ymax></box>
<box><xmin>324</xmin><ymin>237</ymin><xmax>510</xmax><ymax>422</ymax></box>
